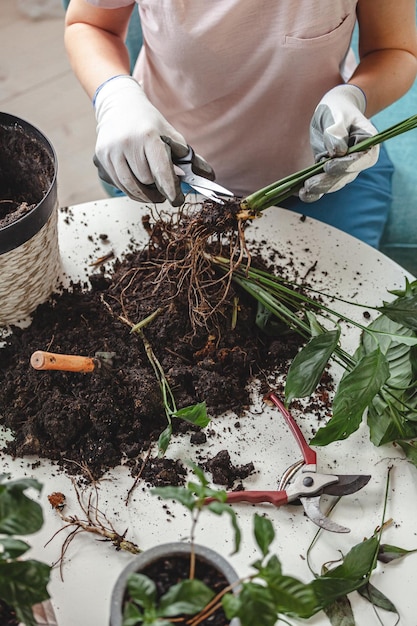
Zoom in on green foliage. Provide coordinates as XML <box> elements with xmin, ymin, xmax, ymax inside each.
<box><xmin>0</xmin><ymin>475</ymin><xmax>51</xmax><ymax>626</ymax></box>
<box><xmin>285</xmin><ymin>328</ymin><xmax>340</xmax><ymax>405</ymax></box>
<box><xmin>311</xmin><ymin>348</ymin><xmax>390</xmax><ymax>445</ymax></box>
<box><xmin>297</xmin><ymin>286</ymin><xmax>417</xmax><ymax>450</ymax></box>
<box><xmin>217</xmin><ymin>255</ymin><xmax>417</xmax><ymax>464</ymax></box>
<box><xmin>123</xmin><ymin>466</ymin><xmax>417</xmax><ymax>626</ymax></box>
<box><xmin>122</xmin><ymin>573</ymin><xmax>214</xmax><ymax>626</ymax></box>
<box><xmin>152</xmin><ymin>462</ymin><xmax>241</xmax><ymax>554</ymax></box>
<box><xmin>0</xmin><ymin>475</ymin><xmax>43</xmax><ymax>535</ymax></box>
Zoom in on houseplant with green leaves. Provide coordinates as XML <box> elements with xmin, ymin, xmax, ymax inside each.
<box><xmin>0</xmin><ymin>474</ymin><xmax>51</xmax><ymax>626</ymax></box>
<box><xmin>111</xmin><ymin>465</ymin><xmax>415</xmax><ymax>626</ymax></box>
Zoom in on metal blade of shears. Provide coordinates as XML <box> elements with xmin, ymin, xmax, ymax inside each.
<box><xmin>300</xmin><ymin>497</ymin><xmax>351</xmax><ymax>533</ymax></box>
<box><xmin>322</xmin><ymin>474</ymin><xmax>371</xmax><ymax>496</ymax></box>
<box><xmin>173</xmin><ymin>146</ymin><xmax>234</xmax><ymax>204</ymax></box>
<box><xmin>175</xmin><ymin>168</ymin><xmax>234</xmax><ymax>204</ymax></box>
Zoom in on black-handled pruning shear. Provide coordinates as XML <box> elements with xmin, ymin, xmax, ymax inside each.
<box><xmin>207</xmin><ymin>392</ymin><xmax>371</xmax><ymax>533</ymax></box>
<box><xmin>173</xmin><ymin>146</ymin><xmax>234</xmax><ymax>204</ymax></box>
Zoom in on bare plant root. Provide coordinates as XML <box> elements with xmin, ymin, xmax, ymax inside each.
<box><xmin>138</xmin><ymin>198</ymin><xmax>251</xmax><ymax>334</ymax></box>
<box><xmin>47</xmin><ymin>480</ymin><xmax>141</xmax><ymax>579</ymax></box>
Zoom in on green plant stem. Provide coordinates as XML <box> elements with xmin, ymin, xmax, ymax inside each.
<box><xmin>212</xmin><ymin>256</ymin><xmax>358</xmax><ymax>370</ymax></box>
<box><xmin>241</xmin><ymin>114</ymin><xmax>417</xmax><ymax>214</ymax></box>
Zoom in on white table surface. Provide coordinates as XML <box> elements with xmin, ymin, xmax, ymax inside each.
<box><xmin>2</xmin><ymin>196</ymin><xmax>417</xmax><ymax>626</ymax></box>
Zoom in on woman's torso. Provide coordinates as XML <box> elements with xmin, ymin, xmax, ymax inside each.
<box><xmin>91</xmin><ymin>0</ymin><xmax>359</xmax><ymax>195</ymax></box>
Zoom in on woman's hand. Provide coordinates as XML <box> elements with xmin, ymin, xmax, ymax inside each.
<box><xmin>299</xmin><ymin>84</ymin><xmax>379</xmax><ymax>203</ymax></box>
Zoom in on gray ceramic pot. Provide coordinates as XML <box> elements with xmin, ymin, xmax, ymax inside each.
<box><xmin>110</xmin><ymin>542</ymin><xmax>241</xmax><ymax>626</ymax></box>
<box><xmin>0</xmin><ymin>112</ymin><xmax>60</xmax><ymax>326</ymax></box>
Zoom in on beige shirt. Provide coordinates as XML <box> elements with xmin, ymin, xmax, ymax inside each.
<box><xmin>89</xmin><ymin>0</ymin><xmax>358</xmax><ymax>196</ymax></box>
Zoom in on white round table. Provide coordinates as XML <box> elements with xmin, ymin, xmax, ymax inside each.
<box><xmin>3</xmin><ymin>197</ymin><xmax>417</xmax><ymax>626</ymax></box>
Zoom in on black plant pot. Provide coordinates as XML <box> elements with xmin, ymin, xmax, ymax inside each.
<box><xmin>0</xmin><ymin>112</ymin><xmax>60</xmax><ymax>326</ymax></box>
<box><xmin>110</xmin><ymin>542</ymin><xmax>241</xmax><ymax>626</ymax></box>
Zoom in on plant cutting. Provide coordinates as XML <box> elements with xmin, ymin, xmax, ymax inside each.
<box><xmin>100</xmin><ymin>301</ymin><xmax>210</xmax><ymax>455</ymax></box>
<box><xmin>239</xmin><ymin>113</ymin><xmax>417</xmax><ymax>216</ymax></box>
<box><xmin>110</xmin><ymin>463</ymin><xmax>242</xmax><ymax>626</ymax></box>
<box><xmin>113</xmin><ymin>465</ymin><xmax>417</xmax><ymax>626</ymax></box>
<box><xmin>0</xmin><ymin>474</ymin><xmax>51</xmax><ymax>626</ymax></box>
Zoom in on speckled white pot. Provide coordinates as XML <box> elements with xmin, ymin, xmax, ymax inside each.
<box><xmin>0</xmin><ymin>112</ymin><xmax>60</xmax><ymax>327</ymax></box>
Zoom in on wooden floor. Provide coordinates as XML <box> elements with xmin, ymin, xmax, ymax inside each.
<box><xmin>1</xmin><ymin>0</ymin><xmax>107</xmax><ymax>208</ymax></box>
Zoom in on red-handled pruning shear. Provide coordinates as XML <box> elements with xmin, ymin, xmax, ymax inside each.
<box><xmin>207</xmin><ymin>392</ymin><xmax>371</xmax><ymax>533</ymax></box>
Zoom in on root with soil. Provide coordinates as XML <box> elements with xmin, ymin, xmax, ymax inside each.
<box><xmin>0</xmin><ymin>199</ymin><xmax>303</xmax><ymax>484</ymax></box>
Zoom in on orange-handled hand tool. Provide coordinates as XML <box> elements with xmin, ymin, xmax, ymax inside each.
<box><xmin>30</xmin><ymin>350</ymin><xmax>104</xmax><ymax>373</ymax></box>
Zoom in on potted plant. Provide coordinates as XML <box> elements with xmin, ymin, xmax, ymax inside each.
<box><xmin>109</xmin><ymin>465</ymin><xmax>412</xmax><ymax>626</ymax></box>
<box><xmin>110</xmin><ymin>463</ymin><xmax>242</xmax><ymax>626</ymax></box>
<box><xmin>0</xmin><ymin>474</ymin><xmax>52</xmax><ymax>626</ymax></box>
<box><xmin>0</xmin><ymin>112</ymin><xmax>60</xmax><ymax>328</ymax></box>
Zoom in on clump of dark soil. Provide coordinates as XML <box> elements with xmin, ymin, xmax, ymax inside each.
<box><xmin>0</xmin><ymin>121</ymin><xmax>54</xmax><ymax>226</ymax></box>
<box><xmin>0</xmin><ymin>204</ymin><xmax>306</xmax><ymax>486</ymax></box>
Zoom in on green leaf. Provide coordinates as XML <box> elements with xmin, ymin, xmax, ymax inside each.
<box><xmin>151</xmin><ymin>485</ymin><xmax>196</xmax><ymax>511</ymax></box>
<box><xmin>187</xmin><ymin>462</ymin><xmax>210</xmax><ymax>488</ymax></box>
<box><xmin>325</xmin><ymin>536</ymin><xmax>378</xmax><ymax>581</ymax></box>
<box><xmin>285</xmin><ymin>329</ymin><xmax>340</xmax><ymax>404</ymax></box>
<box><xmin>312</xmin><ymin>537</ymin><xmax>378</xmax><ymax>608</ymax></box>
<box><xmin>0</xmin><ymin>560</ymin><xmax>51</xmax><ymax>625</ymax></box>
<box><xmin>222</xmin><ymin>592</ymin><xmax>241</xmax><ymax>620</ymax></box>
<box><xmin>205</xmin><ymin>500</ymin><xmax>241</xmax><ymax>554</ymax></box>
<box><xmin>377</xmin><ymin>542</ymin><xmax>417</xmax><ymax>564</ymax></box>
<box><xmin>397</xmin><ymin>440</ymin><xmax>417</xmax><ymax>467</ymax></box>
<box><xmin>305</xmin><ymin>310</ymin><xmax>326</xmax><ymax>337</ymax></box>
<box><xmin>173</xmin><ymin>402</ymin><xmax>210</xmax><ymax>428</ymax></box>
<box><xmin>368</xmin><ymin>401</ymin><xmax>417</xmax><ymax>446</ymax></box>
<box><xmin>311</xmin><ymin>349</ymin><xmax>390</xmax><ymax>445</ymax></box>
<box><xmin>227</xmin><ymin>583</ymin><xmax>278</xmax><ymax>626</ymax></box>
<box><xmin>0</xmin><ymin>537</ymin><xmax>30</xmax><ymax>560</ymax></box>
<box><xmin>127</xmin><ymin>573</ymin><xmax>157</xmax><ymax>610</ymax></box>
<box><xmin>378</xmin><ymin>292</ymin><xmax>417</xmax><ymax>332</ymax></box>
<box><xmin>0</xmin><ymin>476</ymin><xmax>43</xmax><ymax>536</ymax></box>
<box><xmin>356</xmin><ymin>296</ymin><xmax>417</xmax><ymax>444</ymax></box>
<box><xmin>157</xmin><ymin>424</ymin><xmax>172</xmax><ymax>456</ymax></box>
<box><xmin>323</xmin><ymin>595</ymin><xmax>355</xmax><ymax>626</ymax></box>
<box><xmin>253</xmin><ymin>513</ymin><xmax>275</xmax><ymax>558</ymax></box>
<box><xmin>159</xmin><ymin>579</ymin><xmax>214</xmax><ymax>616</ymax></box>
<box><xmin>360</xmin><ymin>315</ymin><xmax>417</xmax><ymax>388</ymax></box>
<box><xmin>266</xmin><ymin>574</ymin><xmax>319</xmax><ymax>618</ymax></box>
<box><xmin>122</xmin><ymin>601</ymin><xmax>144</xmax><ymax>626</ymax></box>
<box><xmin>358</xmin><ymin>581</ymin><xmax>398</xmax><ymax>613</ymax></box>
<box><xmin>386</xmin><ymin>277</ymin><xmax>416</xmax><ymax>298</ymax></box>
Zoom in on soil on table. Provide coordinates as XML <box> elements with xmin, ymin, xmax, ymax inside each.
<box><xmin>0</xmin><ymin>122</ymin><xmax>54</xmax><ymax>227</ymax></box>
<box><xmin>0</xmin><ymin>202</ymin><xmax>329</xmax><ymax>489</ymax></box>
<box><xmin>0</xmin><ymin>600</ymin><xmax>19</xmax><ymax>626</ymax></box>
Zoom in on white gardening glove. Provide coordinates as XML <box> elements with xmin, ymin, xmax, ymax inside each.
<box><xmin>299</xmin><ymin>84</ymin><xmax>380</xmax><ymax>203</ymax></box>
<box><xmin>94</xmin><ymin>75</ymin><xmax>214</xmax><ymax>206</ymax></box>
